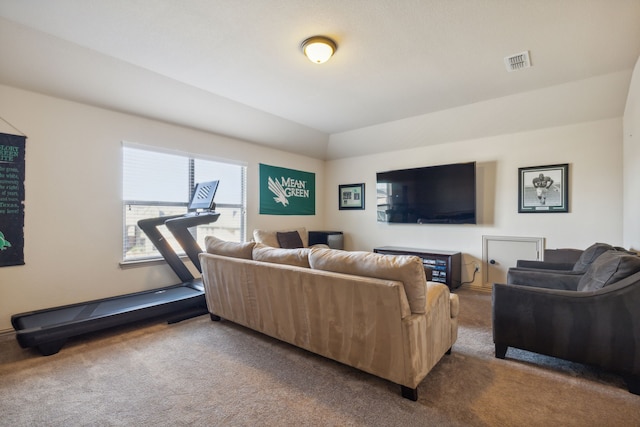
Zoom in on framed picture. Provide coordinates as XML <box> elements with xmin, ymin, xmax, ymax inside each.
<box><xmin>339</xmin><ymin>183</ymin><xmax>365</xmax><ymax>210</ymax></box>
<box><xmin>518</xmin><ymin>164</ymin><xmax>569</xmax><ymax>213</ymax></box>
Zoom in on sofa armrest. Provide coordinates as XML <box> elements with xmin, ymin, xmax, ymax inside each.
<box><xmin>449</xmin><ymin>293</ymin><xmax>459</xmax><ymax>318</ymax></box>
<box><xmin>425</xmin><ymin>282</ymin><xmax>449</xmax><ymax>311</ymax></box>
<box><xmin>506</xmin><ymin>268</ymin><xmax>582</xmax><ymax>290</ymax></box>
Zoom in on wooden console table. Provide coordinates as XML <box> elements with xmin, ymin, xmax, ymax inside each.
<box><xmin>373</xmin><ymin>246</ymin><xmax>461</xmax><ymax>290</ymax></box>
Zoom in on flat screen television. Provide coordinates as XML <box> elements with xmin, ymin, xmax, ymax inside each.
<box><xmin>376</xmin><ymin>162</ymin><xmax>476</xmax><ymax>224</ymax></box>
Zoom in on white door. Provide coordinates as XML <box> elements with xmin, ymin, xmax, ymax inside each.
<box><xmin>482</xmin><ymin>236</ymin><xmax>544</xmax><ymax>286</ymax></box>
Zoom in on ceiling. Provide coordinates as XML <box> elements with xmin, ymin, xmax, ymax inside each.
<box><xmin>1</xmin><ymin>0</ymin><xmax>639</xmax><ymax>159</ymax></box>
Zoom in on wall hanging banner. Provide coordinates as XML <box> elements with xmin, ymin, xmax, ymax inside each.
<box><xmin>259</xmin><ymin>163</ymin><xmax>315</xmax><ymax>215</ymax></box>
<box><xmin>0</xmin><ymin>132</ymin><xmax>26</xmax><ymax>266</ymax></box>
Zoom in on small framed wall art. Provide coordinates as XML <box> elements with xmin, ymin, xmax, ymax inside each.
<box><xmin>518</xmin><ymin>163</ymin><xmax>569</xmax><ymax>213</ymax></box>
<box><xmin>339</xmin><ymin>183</ymin><xmax>365</xmax><ymax>210</ymax></box>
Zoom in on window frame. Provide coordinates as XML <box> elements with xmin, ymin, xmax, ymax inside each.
<box><xmin>121</xmin><ymin>142</ymin><xmax>247</xmax><ymax>265</ymax></box>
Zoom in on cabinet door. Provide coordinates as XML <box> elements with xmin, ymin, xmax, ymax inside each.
<box><xmin>482</xmin><ymin>236</ymin><xmax>543</xmax><ymax>286</ymax></box>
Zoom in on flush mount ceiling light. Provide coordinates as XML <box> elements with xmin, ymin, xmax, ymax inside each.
<box><xmin>301</xmin><ymin>36</ymin><xmax>337</xmax><ymax>64</ymax></box>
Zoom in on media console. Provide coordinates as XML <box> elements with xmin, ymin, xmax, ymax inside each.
<box><xmin>373</xmin><ymin>246</ymin><xmax>461</xmax><ymax>290</ymax></box>
<box><xmin>309</xmin><ymin>231</ymin><xmax>344</xmax><ymax>250</ymax></box>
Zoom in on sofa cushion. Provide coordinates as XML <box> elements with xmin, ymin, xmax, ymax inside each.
<box><xmin>577</xmin><ymin>250</ymin><xmax>640</xmax><ymax>291</ymax></box>
<box><xmin>205</xmin><ymin>235</ymin><xmax>254</xmax><ymax>259</ymax></box>
<box><xmin>308</xmin><ymin>248</ymin><xmax>427</xmax><ymax>314</ymax></box>
<box><xmin>572</xmin><ymin>242</ymin><xmax>614</xmax><ymax>272</ymax></box>
<box><xmin>252</xmin><ymin>243</ymin><xmax>310</xmax><ymax>268</ymax></box>
<box><xmin>276</xmin><ymin>231</ymin><xmax>304</xmax><ymax>249</ymax></box>
<box><xmin>253</xmin><ymin>227</ymin><xmax>308</xmax><ymax>248</ymax></box>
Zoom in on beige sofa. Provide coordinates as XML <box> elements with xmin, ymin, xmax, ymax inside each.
<box><xmin>199</xmin><ymin>236</ymin><xmax>459</xmax><ymax>400</ymax></box>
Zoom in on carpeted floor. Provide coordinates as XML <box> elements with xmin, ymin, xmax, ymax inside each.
<box><xmin>1</xmin><ymin>288</ymin><xmax>639</xmax><ymax>426</ymax></box>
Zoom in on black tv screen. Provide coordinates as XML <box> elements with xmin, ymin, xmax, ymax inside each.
<box><xmin>376</xmin><ymin>162</ymin><xmax>476</xmax><ymax>224</ymax></box>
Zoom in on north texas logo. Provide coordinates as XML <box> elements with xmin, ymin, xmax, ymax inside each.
<box><xmin>268</xmin><ymin>176</ymin><xmax>310</xmax><ymax>207</ymax></box>
<box><xmin>0</xmin><ymin>231</ymin><xmax>11</xmax><ymax>251</ymax></box>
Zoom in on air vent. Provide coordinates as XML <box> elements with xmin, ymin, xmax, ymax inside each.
<box><xmin>504</xmin><ymin>51</ymin><xmax>531</xmax><ymax>72</ymax></box>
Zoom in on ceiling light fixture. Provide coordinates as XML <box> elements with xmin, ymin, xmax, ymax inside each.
<box><xmin>301</xmin><ymin>36</ymin><xmax>337</xmax><ymax>64</ymax></box>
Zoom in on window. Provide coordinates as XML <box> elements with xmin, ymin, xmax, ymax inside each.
<box><xmin>122</xmin><ymin>143</ymin><xmax>246</xmax><ymax>262</ymax></box>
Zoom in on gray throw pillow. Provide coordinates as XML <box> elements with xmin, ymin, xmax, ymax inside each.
<box><xmin>577</xmin><ymin>251</ymin><xmax>640</xmax><ymax>291</ymax></box>
<box><xmin>572</xmin><ymin>243</ymin><xmax>614</xmax><ymax>272</ymax></box>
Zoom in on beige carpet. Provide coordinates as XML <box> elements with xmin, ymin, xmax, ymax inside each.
<box><xmin>1</xmin><ymin>288</ymin><xmax>639</xmax><ymax>426</ymax></box>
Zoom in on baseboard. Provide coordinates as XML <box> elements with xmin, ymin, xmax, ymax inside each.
<box><xmin>459</xmin><ymin>283</ymin><xmax>491</xmax><ymax>293</ymax></box>
<box><xmin>0</xmin><ymin>328</ymin><xmax>16</xmax><ymax>340</ymax></box>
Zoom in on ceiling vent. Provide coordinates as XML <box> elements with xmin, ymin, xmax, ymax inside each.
<box><xmin>504</xmin><ymin>51</ymin><xmax>531</xmax><ymax>72</ymax></box>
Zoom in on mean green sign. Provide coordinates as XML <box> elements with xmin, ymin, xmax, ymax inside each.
<box><xmin>259</xmin><ymin>164</ymin><xmax>315</xmax><ymax>215</ymax></box>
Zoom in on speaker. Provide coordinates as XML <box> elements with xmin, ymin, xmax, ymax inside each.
<box><xmin>308</xmin><ymin>231</ymin><xmax>344</xmax><ymax>250</ymax></box>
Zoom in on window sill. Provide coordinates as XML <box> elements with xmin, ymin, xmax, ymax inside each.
<box><xmin>119</xmin><ymin>256</ymin><xmax>189</xmax><ymax>269</ymax></box>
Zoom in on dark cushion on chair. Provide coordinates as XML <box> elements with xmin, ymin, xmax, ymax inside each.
<box><xmin>577</xmin><ymin>251</ymin><xmax>640</xmax><ymax>291</ymax></box>
<box><xmin>276</xmin><ymin>231</ymin><xmax>304</xmax><ymax>249</ymax></box>
<box><xmin>572</xmin><ymin>243</ymin><xmax>614</xmax><ymax>272</ymax></box>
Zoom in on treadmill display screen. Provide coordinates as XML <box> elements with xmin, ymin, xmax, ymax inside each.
<box><xmin>188</xmin><ymin>180</ymin><xmax>219</xmax><ymax>211</ymax></box>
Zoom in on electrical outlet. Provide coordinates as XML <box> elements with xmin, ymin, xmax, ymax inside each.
<box><xmin>474</xmin><ymin>263</ymin><xmax>480</xmax><ymax>272</ymax></box>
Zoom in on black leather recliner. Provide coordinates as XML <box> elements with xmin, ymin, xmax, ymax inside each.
<box><xmin>493</xmin><ymin>250</ymin><xmax>640</xmax><ymax>395</ymax></box>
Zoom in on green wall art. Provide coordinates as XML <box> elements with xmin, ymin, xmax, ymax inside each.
<box><xmin>0</xmin><ymin>132</ymin><xmax>26</xmax><ymax>267</ymax></box>
<box><xmin>259</xmin><ymin>164</ymin><xmax>315</xmax><ymax>215</ymax></box>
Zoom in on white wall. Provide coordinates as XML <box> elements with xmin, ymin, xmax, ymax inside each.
<box><xmin>1</xmin><ymin>59</ymin><xmax>634</xmax><ymax>331</ymax></box>
<box><xmin>623</xmin><ymin>56</ymin><xmax>640</xmax><ymax>251</ymax></box>
<box><xmin>0</xmin><ymin>84</ymin><xmax>325</xmax><ymax>331</ymax></box>
<box><xmin>325</xmin><ymin>118</ymin><xmax>624</xmax><ymax>288</ymax></box>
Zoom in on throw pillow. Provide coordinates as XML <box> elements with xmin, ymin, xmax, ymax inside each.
<box><xmin>308</xmin><ymin>248</ymin><xmax>427</xmax><ymax>314</ymax></box>
<box><xmin>577</xmin><ymin>250</ymin><xmax>640</xmax><ymax>291</ymax></box>
<box><xmin>253</xmin><ymin>227</ymin><xmax>308</xmax><ymax>248</ymax></box>
<box><xmin>572</xmin><ymin>243</ymin><xmax>614</xmax><ymax>272</ymax></box>
<box><xmin>276</xmin><ymin>231</ymin><xmax>304</xmax><ymax>249</ymax></box>
<box><xmin>252</xmin><ymin>243</ymin><xmax>310</xmax><ymax>268</ymax></box>
<box><xmin>205</xmin><ymin>235</ymin><xmax>255</xmax><ymax>259</ymax></box>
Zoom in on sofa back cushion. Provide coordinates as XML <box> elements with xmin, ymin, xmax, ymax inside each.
<box><xmin>253</xmin><ymin>227</ymin><xmax>308</xmax><ymax>248</ymax></box>
<box><xmin>252</xmin><ymin>243</ymin><xmax>311</xmax><ymax>268</ymax></box>
<box><xmin>572</xmin><ymin>243</ymin><xmax>614</xmax><ymax>272</ymax></box>
<box><xmin>308</xmin><ymin>248</ymin><xmax>427</xmax><ymax>314</ymax></box>
<box><xmin>577</xmin><ymin>250</ymin><xmax>640</xmax><ymax>291</ymax></box>
<box><xmin>205</xmin><ymin>235</ymin><xmax>255</xmax><ymax>259</ymax></box>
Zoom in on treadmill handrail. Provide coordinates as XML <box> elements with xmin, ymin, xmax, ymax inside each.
<box><xmin>164</xmin><ymin>211</ymin><xmax>220</xmax><ymax>272</ymax></box>
<box><xmin>137</xmin><ymin>215</ymin><xmax>194</xmax><ymax>282</ymax></box>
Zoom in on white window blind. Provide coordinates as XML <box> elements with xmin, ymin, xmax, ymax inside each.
<box><xmin>122</xmin><ymin>143</ymin><xmax>246</xmax><ymax>262</ymax></box>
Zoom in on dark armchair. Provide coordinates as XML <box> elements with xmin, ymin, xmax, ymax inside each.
<box><xmin>493</xmin><ymin>250</ymin><xmax>640</xmax><ymax>395</ymax></box>
<box><xmin>514</xmin><ymin>242</ymin><xmax>613</xmax><ymax>272</ymax></box>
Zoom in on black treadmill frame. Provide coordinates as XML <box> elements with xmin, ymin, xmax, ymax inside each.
<box><xmin>11</xmin><ymin>210</ymin><xmax>220</xmax><ymax>356</ymax></box>
<box><xmin>11</xmin><ymin>281</ymin><xmax>206</xmax><ymax>356</ymax></box>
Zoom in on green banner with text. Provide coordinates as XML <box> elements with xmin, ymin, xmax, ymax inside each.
<box><xmin>0</xmin><ymin>132</ymin><xmax>26</xmax><ymax>267</ymax></box>
<box><xmin>259</xmin><ymin>164</ymin><xmax>315</xmax><ymax>215</ymax></box>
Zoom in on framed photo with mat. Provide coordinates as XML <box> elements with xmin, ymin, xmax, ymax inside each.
<box><xmin>339</xmin><ymin>183</ymin><xmax>365</xmax><ymax>210</ymax></box>
<box><xmin>518</xmin><ymin>164</ymin><xmax>569</xmax><ymax>213</ymax></box>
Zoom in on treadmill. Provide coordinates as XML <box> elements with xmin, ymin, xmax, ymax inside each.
<box><xmin>11</xmin><ymin>180</ymin><xmax>221</xmax><ymax>356</ymax></box>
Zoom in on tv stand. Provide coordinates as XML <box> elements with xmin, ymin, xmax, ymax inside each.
<box><xmin>373</xmin><ymin>246</ymin><xmax>461</xmax><ymax>290</ymax></box>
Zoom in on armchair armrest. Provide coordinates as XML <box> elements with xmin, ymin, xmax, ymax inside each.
<box><xmin>492</xmin><ymin>279</ymin><xmax>640</xmax><ymax>374</ymax></box>
<box><xmin>506</xmin><ymin>269</ymin><xmax>581</xmax><ymax>290</ymax></box>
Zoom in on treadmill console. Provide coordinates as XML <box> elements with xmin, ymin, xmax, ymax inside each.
<box><xmin>188</xmin><ymin>180</ymin><xmax>219</xmax><ymax>212</ymax></box>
